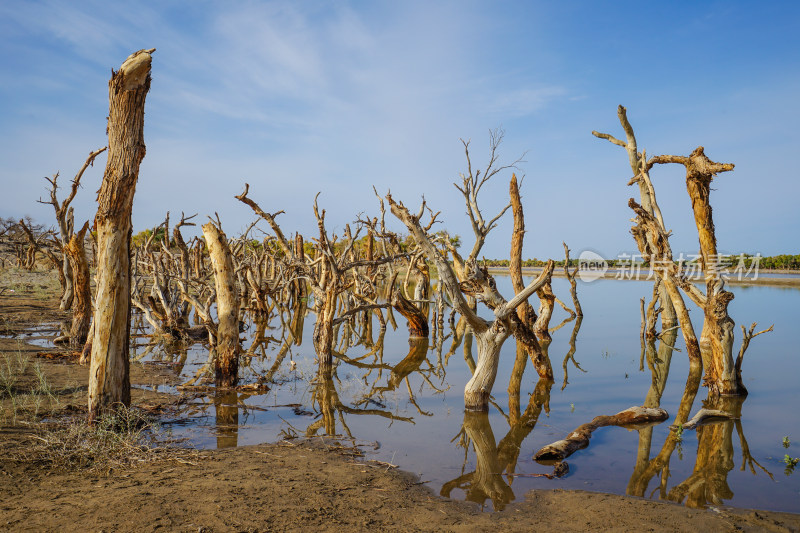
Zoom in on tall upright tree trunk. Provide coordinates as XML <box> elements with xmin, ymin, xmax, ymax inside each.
<box><xmin>88</xmin><ymin>49</ymin><xmax>154</xmax><ymax>422</ymax></box>
<box><xmin>65</xmin><ymin>221</ymin><xmax>92</xmax><ymax>348</ymax></box>
<box><xmin>60</xmin><ymin>254</ymin><xmax>75</xmax><ymax>311</ymax></box>
<box><xmin>508</xmin><ymin>175</ymin><xmax>551</xmax><ymax>379</ymax></box>
<box><xmin>312</xmin><ymin>285</ymin><xmax>337</xmax><ymax>372</ymax></box>
<box><xmin>203</xmin><ymin>222</ymin><xmax>240</xmax><ymax>387</ymax></box>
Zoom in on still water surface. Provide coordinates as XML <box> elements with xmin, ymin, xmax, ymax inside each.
<box><xmin>140</xmin><ymin>276</ymin><xmax>800</xmax><ymax>513</ymax></box>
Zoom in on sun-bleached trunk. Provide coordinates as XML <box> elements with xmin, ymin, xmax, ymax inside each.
<box><xmin>203</xmin><ymin>222</ymin><xmax>240</xmax><ymax>387</ymax></box>
<box><xmin>88</xmin><ymin>49</ymin><xmax>154</xmax><ymax>421</ymax></box>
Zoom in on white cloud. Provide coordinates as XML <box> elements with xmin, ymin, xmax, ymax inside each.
<box><xmin>487</xmin><ymin>86</ymin><xmax>567</xmax><ymax>117</ymax></box>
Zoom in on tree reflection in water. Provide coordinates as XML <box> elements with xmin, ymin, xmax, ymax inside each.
<box><xmin>667</xmin><ymin>395</ymin><xmax>773</xmax><ymax>508</ymax></box>
<box><xmin>627</xmin><ymin>329</ymin><xmax>774</xmax><ymax>509</ymax></box>
<box><xmin>441</xmin><ymin>336</ymin><xmax>555</xmax><ymax>511</ymax></box>
<box><xmin>214</xmin><ymin>389</ymin><xmax>239</xmax><ymax>448</ymax></box>
<box><xmin>304</xmin><ymin>335</ymin><xmax>443</xmax><ymax>439</ymax></box>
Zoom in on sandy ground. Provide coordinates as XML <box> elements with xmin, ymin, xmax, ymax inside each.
<box><xmin>1</xmin><ymin>271</ymin><xmax>800</xmax><ymax>532</ymax></box>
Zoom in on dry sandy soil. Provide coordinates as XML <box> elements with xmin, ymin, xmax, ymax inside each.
<box><xmin>1</xmin><ymin>269</ymin><xmax>799</xmax><ymax>532</ymax></box>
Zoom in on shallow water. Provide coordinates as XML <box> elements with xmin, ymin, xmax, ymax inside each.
<box><xmin>139</xmin><ymin>276</ymin><xmax>800</xmax><ymax>513</ymax></box>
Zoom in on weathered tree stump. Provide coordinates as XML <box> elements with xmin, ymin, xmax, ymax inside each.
<box><xmin>202</xmin><ymin>221</ymin><xmax>240</xmax><ymax>387</ymax></box>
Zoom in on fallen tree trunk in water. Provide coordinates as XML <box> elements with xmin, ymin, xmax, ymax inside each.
<box><xmin>534</xmin><ymin>406</ymin><xmax>669</xmax><ymax>462</ymax></box>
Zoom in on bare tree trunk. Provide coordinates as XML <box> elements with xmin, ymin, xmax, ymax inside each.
<box><xmin>88</xmin><ymin>49</ymin><xmax>154</xmax><ymax>421</ymax></box>
<box><xmin>202</xmin><ymin>222</ymin><xmax>240</xmax><ymax>387</ymax></box>
<box><xmin>629</xmin><ymin>199</ymin><xmax>703</xmax><ymax>366</ymax></box>
<box><xmin>62</xmin><ymin>252</ymin><xmax>74</xmax><ymax>310</ymax></box>
<box><xmin>313</xmin><ymin>284</ymin><xmax>338</xmax><ymax>372</ymax></box>
<box><xmin>533</xmin><ymin>281</ymin><xmax>555</xmax><ymax>341</ymax></box>
<box><xmin>38</xmin><ymin>147</ymin><xmax>107</xmax><ymax>311</ymax></box>
<box><xmin>293</xmin><ymin>233</ymin><xmax>306</xmax><ymax>301</ymax></box>
<box><xmin>593</xmin><ymin>106</ymin><xmax>676</xmax><ymax>328</ymax></box>
<box><xmin>65</xmin><ymin>221</ymin><xmax>92</xmax><ymax>347</ymax></box>
<box><xmin>563</xmin><ymin>243</ymin><xmax>583</xmax><ymax>317</ymax></box>
<box><xmin>388</xmin><ymin>194</ymin><xmax>553</xmax><ymax>411</ymax></box>
<box><xmin>508</xmin><ymin>175</ymin><xmax>551</xmax><ymax>379</ymax></box>
<box><xmin>389</xmin><ymin>272</ymin><xmax>429</xmax><ymax>337</ymax></box>
<box><xmin>648</xmin><ymin>148</ymin><xmax>740</xmax><ymax>395</ymax></box>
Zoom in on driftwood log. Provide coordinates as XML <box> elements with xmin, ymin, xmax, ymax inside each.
<box><xmin>534</xmin><ymin>406</ymin><xmax>668</xmax><ymax>462</ymax></box>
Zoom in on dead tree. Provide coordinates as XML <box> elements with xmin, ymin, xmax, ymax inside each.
<box><xmin>236</xmin><ymin>184</ymin><xmax>402</xmax><ymax>372</ymax></box>
<box><xmin>599</xmin><ymin>107</ymin><xmax>775</xmax><ymax>398</ymax></box>
<box><xmin>38</xmin><ymin>147</ymin><xmax>107</xmax><ymax>310</ymax></box>
<box><xmin>130</xmin><ymin>215</ymin><xmax>203</xmax><ymax>338</ymax></box>
<box><xmin>388</xmin><ymin>194</ymin><xmax>554</xmax><ymax>411</ymax></box>
<box><xmin>16</xmin><ymin>218</ymin><xmax>51</xmax><ymax>271</ymax></box>
<box><xmin>202</xmin><ymin>221</ymin><xmax>240</xmax><ymax>387</ymax></box>
<box><xmin>508</xmin><ymin>174</ymin><xmax>552</xmax><ymax>378</ymax></box>
<box><xmin>369</xmin><ymin>193</ymin><xmax>432</xmax><ymax>337</ymax></box>
<box><xmin>532</xmin><ymin>273</ymin><xmax>556</xmax><ymax>340</ymax></box>
<box><xmin>562</xmin><ymin>242</ymin><xmax>582</xmax><ymax>317</ymax></box>
<box><xmin>88</xmin><ymin>48</ymin><xmax>154</xmax><ymax>421</ymax></box>
<box><xmin>455</xmin><ymin>128</ymin><xmax>523</xmax><ymax>266</ymax></box>
<box><xmin>646</xmin><ymin>148</ymin><xmax>743</xmax><ymax>395</ymax></box>
<box><xmin>593</xmin><ymin>106</ymin><xmax>677</xmax><ymax>329</ymax></box>
<box><xmin>595</xmin><ymin>107</ymin><xmax>727</xmax><ymax>402</ymax></box>
<box><xmin>64</xmin><ymin>221</ymin><xmax>92</xmax><ymax>347</ymax></box>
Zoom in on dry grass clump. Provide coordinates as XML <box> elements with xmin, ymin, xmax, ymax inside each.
<box><xmin>0</xmin><ymin>349</ymin><xmax>59</xmax><ymax>423</ymax></box>
<box><xmin>23</xmin><ymin>406</ymin><xmax>200</xmax><ymax>474</ymax></box>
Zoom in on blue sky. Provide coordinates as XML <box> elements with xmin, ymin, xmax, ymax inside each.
<box><xmin>1</xmin><ymin>1</ymin><xmax>798</xmax><ymax>260</ymax></box>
